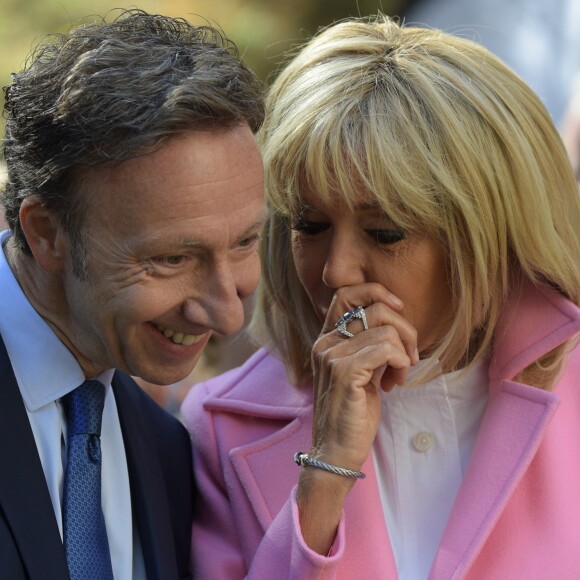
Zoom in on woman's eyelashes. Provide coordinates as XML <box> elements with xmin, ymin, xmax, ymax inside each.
<box><xmin>366</xmin><ymin>229</ymin><xmax>406</xmax><ymax>245</ymax></box>
<box><xmin>291</xmin><ymin>218</ymin><xmax>329</xmax><ymax>235</ymax></box>
<box><xmin>291</xmin><ymin>218</ymin><xmax>405</xmax><ymax>246</ymax></box>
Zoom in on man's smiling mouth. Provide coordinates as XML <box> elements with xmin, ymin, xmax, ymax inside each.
<box><xmin>155</xmin><ymin>323</ymin><xmax>204</xmax><ymax>345</ymax></box>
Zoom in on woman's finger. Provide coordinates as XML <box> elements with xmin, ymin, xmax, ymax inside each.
<box><xmin>323</xmin><ymin>296</ymin><xmax>419</xmax><ymax>365</ymax></box>
<box><xmin>321</xmin><ymin>282</ymin><xmax>404</xmax><ymax>334</ymax></box>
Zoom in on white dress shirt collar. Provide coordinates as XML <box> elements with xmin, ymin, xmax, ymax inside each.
<box><xmin>398</xmin><ymin>354</ymin><xmax>489</xmax><ymax>402</ymax></box>
<box><xmin>0</xmin><ymin>230</ymin><xmax>114</xmax><ymax>409</ymax></box>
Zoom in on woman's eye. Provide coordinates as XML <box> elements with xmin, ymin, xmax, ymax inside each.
<box><xmin>367</xmin><ymin>229</ymin><xmax>406</xmax><ymax>245</ymax></box>
<box><xmin>291</xmin><ymin>219</ymin><xmax>329</xmax><ymax>235</ymax></box>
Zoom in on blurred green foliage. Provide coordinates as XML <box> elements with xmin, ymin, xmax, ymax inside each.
<box><xmin>0</xmin><ymin>0</ymin><xmax>411</xmax><ymax>145</ymax></box>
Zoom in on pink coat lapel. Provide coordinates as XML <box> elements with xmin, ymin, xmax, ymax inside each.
<box><xmin>431</xmin><ymin>380</ymin><xmax>560</xmax><ymax>578</ymax></box>
<box><xmin>229</xmin><ymin>410</ymin><xmax>398</xmax><ymax>577</ymax></box>
<box><xmin>490</xmin><ymin>281</ymin><xmax>580</xmax><ymax>382</ymax></box>
<box><xmin>203</xmin><ymin>349</ymin><xmax>398</xmax><ymax>576</ymax></box>
<box><xmin>202</xmin><ymin>349</ymin><xmax>311</xmax><ymax>532</ymax></box>
<box><xmin>431</xmin><ymin>281</ymin><xmax>580</xmax><ymax>578</ymax></box>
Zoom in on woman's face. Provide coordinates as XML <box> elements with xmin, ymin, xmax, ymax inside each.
<box><xmin>290</xmin><ymin>188</ymin><xmax>455</xmax><ymax>355</ymax></box>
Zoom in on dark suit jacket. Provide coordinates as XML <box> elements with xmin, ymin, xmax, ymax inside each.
<box><xmin>0</xmin><ymin>334</ymin><xmax>194</xmax><ymax>579</ymax></box>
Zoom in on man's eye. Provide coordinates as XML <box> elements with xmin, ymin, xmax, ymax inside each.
<box><xmin>367</xmin><ymin>229</ymin><xmax>406</xmax><ymax>245</ymax></box>
<box><xmin>238</xmin><ymin>233</ymin><xmax>261</xmax><ymax>249</ymax></box>
<box><xmin>291</xmin><ymin>219</ymin><xmax>329</xmax><ymax>235</ymax></box>
<box><xmin>153</xmin><ymin>255</ymin><xmax>187</xmax><ymax>266</ymax></box>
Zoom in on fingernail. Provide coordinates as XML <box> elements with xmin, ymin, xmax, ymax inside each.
<box><xmin>414</xmin><ymin>348</ymin><xmax>420</xmax><ymax>364</ymax></box>
<box><xmin>390</xmin><ymin>294</ymin><xmax>403</xmax><ymax>308</ymax></box>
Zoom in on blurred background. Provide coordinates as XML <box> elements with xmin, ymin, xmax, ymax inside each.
<box><xmin>1</xmin><ymin>0</ymin><xmax>579</xmax><ymax>412</ymax></box>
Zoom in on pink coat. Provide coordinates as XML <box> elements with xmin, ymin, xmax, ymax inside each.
<box><xmin>182</xmin><ymin>282</ymin><xmax>580</xmax><ymax>579</ymax></box>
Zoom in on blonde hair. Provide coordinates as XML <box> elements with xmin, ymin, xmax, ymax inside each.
<box><xmin>253</xmin><ymin>16</ymin><xmax>580</xmax><ymax>389</ymax></box>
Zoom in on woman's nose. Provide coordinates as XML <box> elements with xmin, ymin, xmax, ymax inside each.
<box><xmin>322</xmin><ymin>233</ymin><xmax>366</xmax><ymax>289</ymax></box>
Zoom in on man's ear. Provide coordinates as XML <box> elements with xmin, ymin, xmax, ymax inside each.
<box><xmin>19</xmin><ymin>196</ymin><xmax>67</xmax><ymax>272</ymax></box>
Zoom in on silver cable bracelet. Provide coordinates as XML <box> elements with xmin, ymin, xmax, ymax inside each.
<box><xmin>293</xmin><ymin>451</ymin><xmax>366</xmax><ymax>479</ymax></box>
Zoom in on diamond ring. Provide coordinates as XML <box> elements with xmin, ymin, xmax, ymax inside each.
<box><xmin>335</xmin><ymin>306</ymin><xmax>369</xmax><ymax>338</ymax></box>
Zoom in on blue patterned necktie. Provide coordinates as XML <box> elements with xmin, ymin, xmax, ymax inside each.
<box><xmin>62</xmin><ymin>380</ymin><xmax>114</xmax><ymax>580</ymax></box>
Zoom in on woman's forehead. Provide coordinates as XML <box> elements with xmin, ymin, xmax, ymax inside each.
<box><xmin>296</xmin><ymin>180</ymin><xmax>382</xmax><ymax>209</ymax></box>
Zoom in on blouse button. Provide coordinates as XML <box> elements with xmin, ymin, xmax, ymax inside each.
<box><xmin>412</xmin><ymin>431</ymin><xmax>435</xmax><ymax>453</ymax></box>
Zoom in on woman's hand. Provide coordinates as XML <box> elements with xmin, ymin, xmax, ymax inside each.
<box><xmin>311</xmin><ymin>283</ymin><xmax>418</xmax><ymax>470</ymax></box>
<box><xmin>297</xmin><ymin>283</ymin><xmax>418</xmax><ymax>554</ymax></box>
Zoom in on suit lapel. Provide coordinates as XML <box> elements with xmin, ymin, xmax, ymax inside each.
<box><xmin>113</xmin><ymin>373</ymin><xmax>179</xmax><ymax>580</ymax></box>
<box><xmin>0</xmin><ymin>336</ymin><xmax>70</xmax><ymax>579</ymax></box>
<box><xmin>430</xmin><ymin>379</ymin><xmax>559</xmax><ymax>579</ymax></box>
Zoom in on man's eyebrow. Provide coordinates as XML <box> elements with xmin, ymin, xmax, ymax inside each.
<box><xmin>171</xmin><ymin>236</ymin><xmax>202</xmax><ymax>248</ymax></box>
<box><xmin>234</xmin><ymin>213</ymin><xmax>268</xmax><ymax>244</ymax></box>
<box><xmin>167</xmin><ymin>214</ymin><xmax>267</xmax><ymax>249</ymax></box>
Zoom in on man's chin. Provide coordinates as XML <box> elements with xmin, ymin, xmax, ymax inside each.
<box><xmin>128</xmin><ymin>331</ymin><xmax>210</xmax><ymax>385</ymax></box>
<box><xmin>140</xmin><ymin>365</ymin><xmax>199</xmax><ymax>387</ymax></box>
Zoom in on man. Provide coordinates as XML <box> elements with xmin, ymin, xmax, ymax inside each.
<box><xmin>0</xmin><ymin>9</ymin><xmax>265</xmax><ymax>580</ymax></box>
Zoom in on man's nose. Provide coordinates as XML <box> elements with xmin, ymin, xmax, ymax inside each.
<box><xmin>184</xmin><ymin>256</ymin><xmax>260</xmax><ymax>336</ymax></box>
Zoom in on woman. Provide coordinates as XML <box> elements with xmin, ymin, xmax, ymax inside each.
<box><xmin>182</xmin><ymin>16</ymin><xmax>580</xmax><ymax>579</ymax></box>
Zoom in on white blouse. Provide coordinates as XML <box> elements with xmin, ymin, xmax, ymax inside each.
<box><xmin>372</xmin><ymin>357</ymin><xmax>489</xmax><ymax>580</ymax></box>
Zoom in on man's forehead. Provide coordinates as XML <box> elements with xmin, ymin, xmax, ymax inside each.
<box><xmin>77</xmin><ymin>127</ymin><xmax>263</xmax><ymax>204</ymax></box>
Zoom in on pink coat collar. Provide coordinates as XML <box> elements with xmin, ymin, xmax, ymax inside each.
<box><xmin>205</xmin><ymin>281</ymin><xmax>580</xmax><ymax>417</ymax></box>
<box><xmin>490</xmin><ymin>280</ymin><xmax>580</xmax><ymax>382</ymax></box>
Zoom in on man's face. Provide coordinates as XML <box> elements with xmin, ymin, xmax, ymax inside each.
<box><xmin>58</xmin><ymin>125</ymin><xmax>265</xmax><ymax>385</ymax></box>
